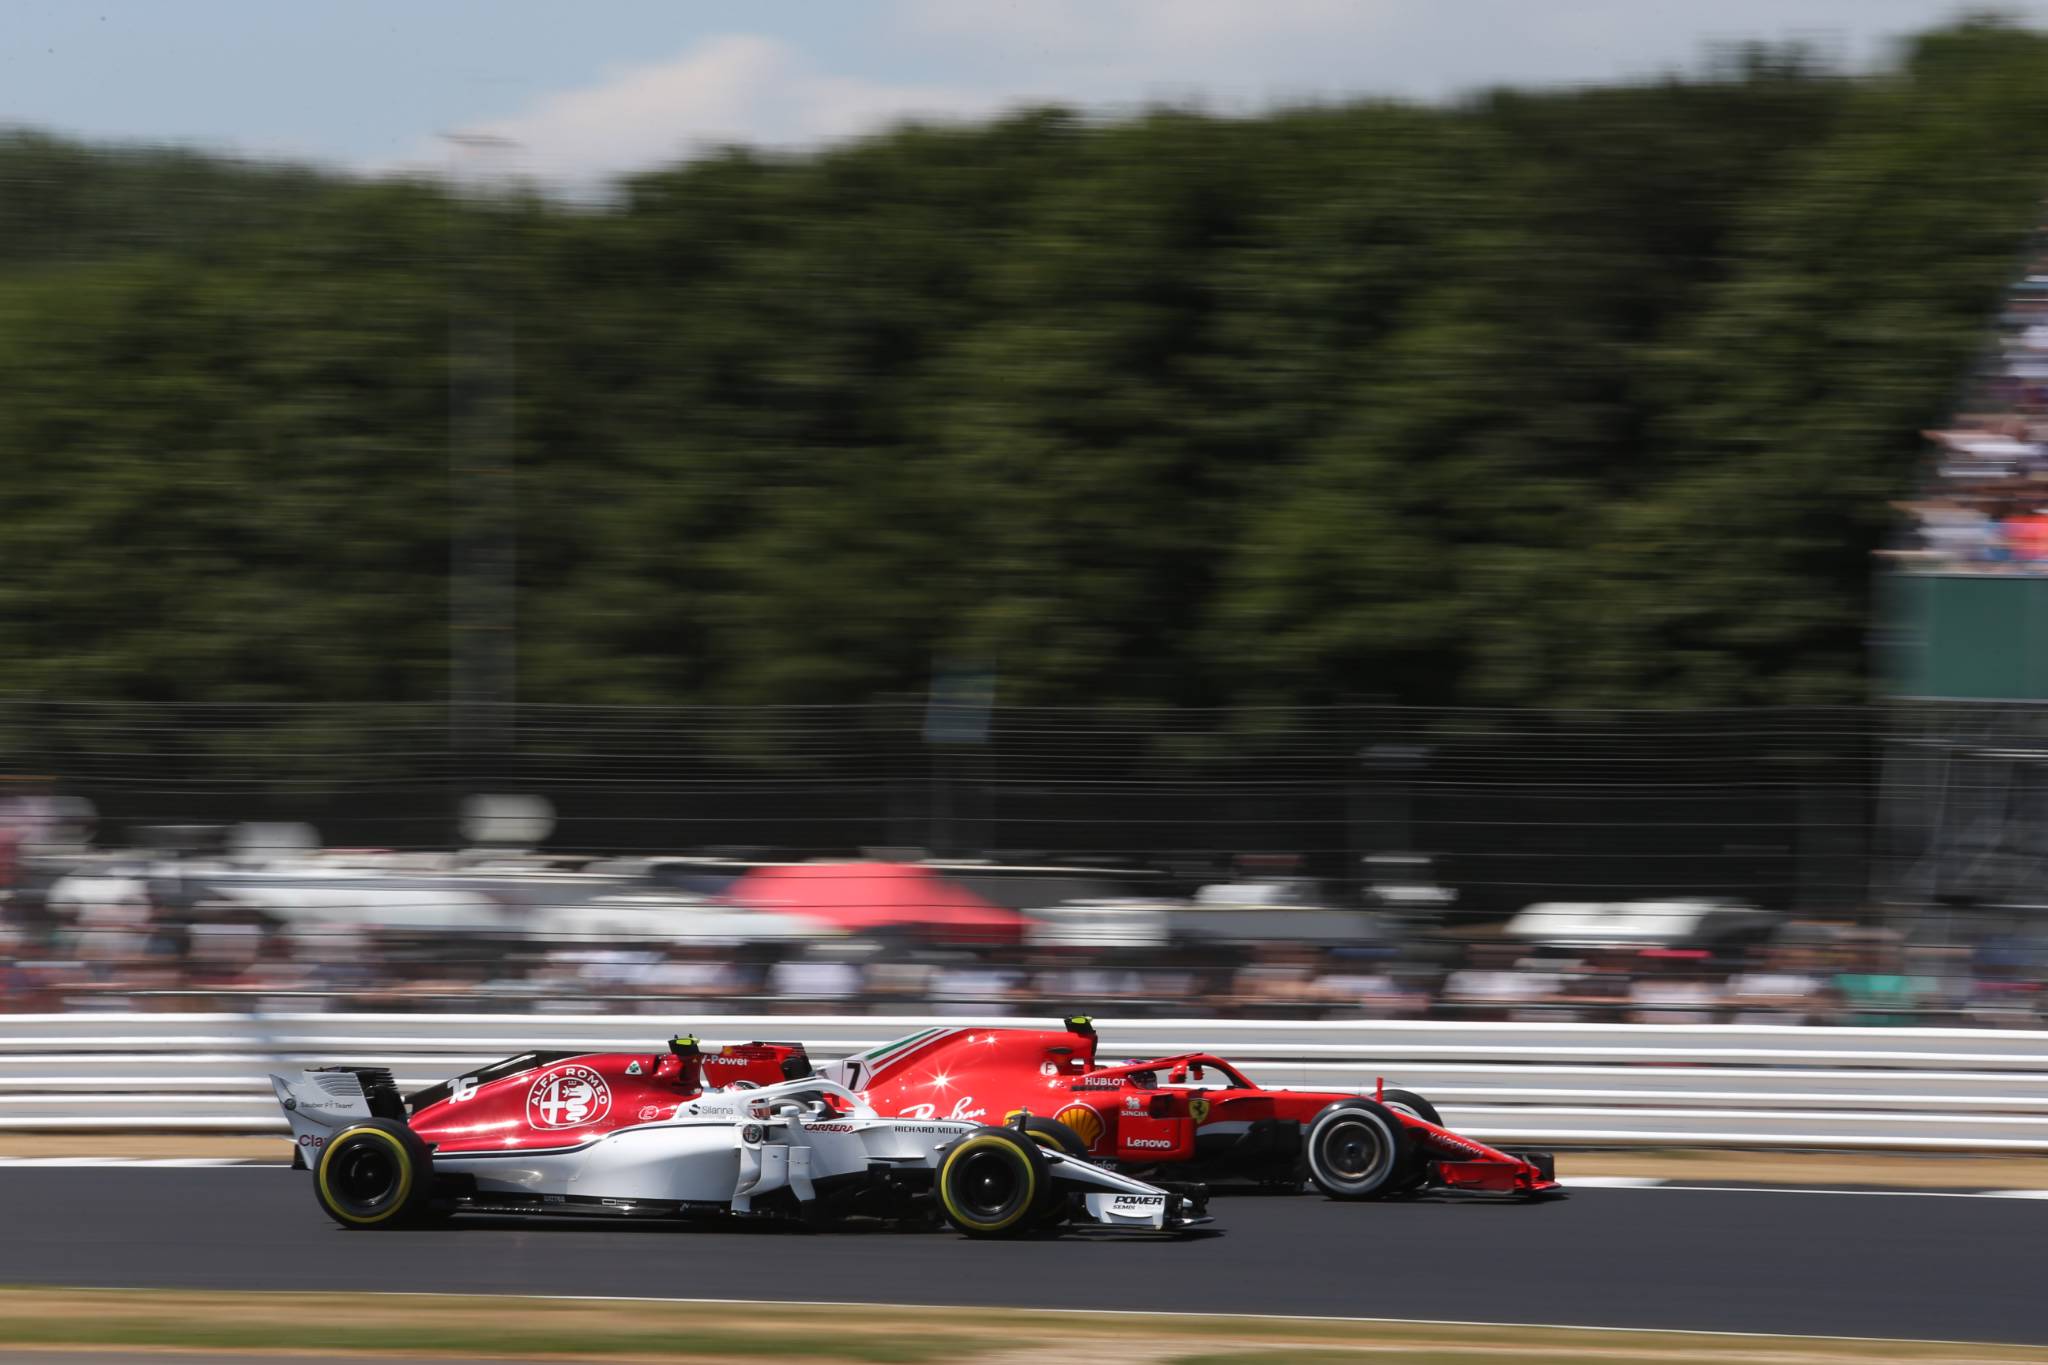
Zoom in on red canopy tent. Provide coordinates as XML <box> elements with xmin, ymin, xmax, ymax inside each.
<box><xmin>723</xmin><ymin>862</ymin><xmax>1029</xmax><ymax>945</ymax></box>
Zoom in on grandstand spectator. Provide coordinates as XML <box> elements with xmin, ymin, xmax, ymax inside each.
<box><xmin>1831</xmin><ymin>931</ymin><xmax>1927</xmax><ymax>1027</ymax></box>
<box><xmin>1442</xmin><ymin>943</ymin><xmax>1567</xmax><ymax>1022</ymax></box>
<box><xmin>765</xmin><ymin>947</ymin><xmax>862</xmax><ymax>1011</ymax></box>
<box><xmin>1721</xmin><ymin>944</ymin><xmax>1832</xmax><ymax>1025</ymax></box>
<box><xmin>636</xmin><ymin>943</ymin><xmax>742</xmax><ymax>999</ymax></box>
<box><xmin>1625</xmin><ymin>949</ymin><xmax>1720</xmax><ymax>1024</ymax></box>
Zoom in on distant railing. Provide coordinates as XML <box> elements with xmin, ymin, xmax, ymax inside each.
<box><xmin>6</xmin><ymin>1012</ymin><xmax>2048</xmax><ymax>1150</ymax></box>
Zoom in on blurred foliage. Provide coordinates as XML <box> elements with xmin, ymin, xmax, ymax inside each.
<box><xmin>5</xmin><ymin>20</ymin><xmax>2048</xmax><ymax>754</ymax></box>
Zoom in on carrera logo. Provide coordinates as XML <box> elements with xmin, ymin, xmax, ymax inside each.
<box><xmin>526</xmin><ymin>1064</ymin><xmax>612</xmax><ymax>1130</ymax></box>
<box><xmin>1124</xmin><ymin>1137</ymin><xmax>1174</xmax><ymax>1149</ymax></box>
<box><xmin>802</xmin><ymin>1122</ymin><xmax>855</xmax><ymax>1132</ymax></box>
<box><xmin>1054</xmin><ymin>1104</ymin><xmax>1106</xmax><ymax>1149</ymax></box>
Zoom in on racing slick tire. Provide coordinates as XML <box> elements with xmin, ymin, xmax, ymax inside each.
<box><xmin>1303</xmin><ymin>1099</ymin><xmax>1414</xmax><ymax>1201</ymax></box>
<box><xmin>937</xmin><ymin>1127</ymin><xmax>1054</xmax><ymax>1238</ymax></box>
<box><xmin>313</xmin><ymin>1118</ymin><xmax>437</xmax><ymax>1229</ymax></box>
<box><xmin>1016</xmin><ymin>1115</ymin><xmax>1090</xmax><ymax>1229</ymax></box>
<box><xmin>1378</xmin><ymin>1088</ymin><xmax>1444</xmax><ymax>1127</ymax></box>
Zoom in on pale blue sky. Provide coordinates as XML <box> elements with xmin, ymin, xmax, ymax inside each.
<box><xmin>2</xmin><ymin>1</ymin><xmax>2036</xmax><ymax>185</ymax></box>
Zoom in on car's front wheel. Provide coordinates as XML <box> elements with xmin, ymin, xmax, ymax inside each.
<box><xmin>936</xmin><ymin>1127</ymin><xmax>1052</xmax><ymax>1238</ymax></box>
<box><xmin>313</xmin><ymin>1119</ymin><xmax>436</xmax><ymax>1229</ymax></box>
<box><xmin>1303</xmin><ymin>1100</ymin><xmax>1412</xmax><ymax>1200</ymax></box>
<box><xmin>1378</xmin><ymin>1087</ymin><xmax>1444</xmax><ymax>1127</ymax></box>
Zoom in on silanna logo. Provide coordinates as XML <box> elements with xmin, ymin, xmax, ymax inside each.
<box><xmin>527</xmin><ymin>1064</ymin><xmax>612</xmax><ymax>1130</ymax></box>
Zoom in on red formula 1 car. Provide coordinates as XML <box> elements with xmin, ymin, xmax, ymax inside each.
<box><xmin>811</xmin><ymin>1018</ymin><xmax>1560</xmax><ymax>1201</ymax></box>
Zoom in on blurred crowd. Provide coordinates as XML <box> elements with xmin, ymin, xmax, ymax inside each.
<box><xmin>5</xmin><ymin>882</ymin><xmax>2043</xmax><ymax>1029</ymax></box>
<box><xmin>1898</xmin><ymin>242</ymin><xmax>2048</xmax><ymax>569</ymax></box>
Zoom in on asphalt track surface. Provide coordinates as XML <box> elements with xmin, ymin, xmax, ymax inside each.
<box><xmin>1</xmin><ymin>1168</ymin><xmax>2039</xmax><ymax>1345</ymax></box>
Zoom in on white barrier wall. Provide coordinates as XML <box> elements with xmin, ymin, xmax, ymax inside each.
<box><xmin>8</xmin><ymin>1013</ymin><xmax>2048</xmax><ymax>1149</ymax></box>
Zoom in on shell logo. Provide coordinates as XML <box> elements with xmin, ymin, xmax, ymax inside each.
<box><xmin>1055</xmin><ymin>1103</ymin><xmax>1106</xmax><ymax>1150</ymax></box>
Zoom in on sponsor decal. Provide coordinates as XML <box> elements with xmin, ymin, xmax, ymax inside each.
<box><xmin>451</xmin><ymin>1076</ymin><xmax>480</xmax><ymax>1103</ymax></box>
<box><xmin>1110</xmin><ymin>1194</ymin><xmax>1165</xmax><ymax>1208</ymax></box>
<box><xmin>802</xmin><ymin>1122</ymin><xmax>855</xmax><ymax>1132</ymax></box>
<box><xmin>1076</xmin><ymin>1076</ymin><xmax>1124</xmax><ymax>1091</ymax></box>
<box><xmin>896</xmin><ymin>1124</ymin><xmax>959</xmax><ymax>1134</ymax></box>
<box><xmin>625</xmin><ymin>1061</ymin><xmax>643</xmax><ymax>1076</ymax></box>
<box><xmin>1188</xmin><ymin>1098</ymin><xmax>1211</xmax><ymax>1125</ymax></box>
<box><xmin>296</xmin><ymin>1132</ymin><xmax>325</xmax><ymax>1149</ymax></box>
<box><xmin>282</xmin><ymin>1097</ymin><xmax>298</xmax><ymax>1111</ymax></box>
<box><xmin>1125</xmin><ymin>1094</ymin><xmax>1144</xmax><ymax>1113</ymax></box>
<box><xmin>1423</xmin><ymin>1131</ymin><xmax>1493</xmax><ymax>1161</ymax></box>
<box><xmin>637</xmin><ymin>1105</ymin><xmax>664</xmax><ymax>1121</ymax></box>
<box><xmin>526</xmin><ymin>1064</ymin><xmax>612</xmax><ymax>1130</ymax></box>
<box><xmin>899</xmin><ymin>1097</ymin><xmax>986</xmax><ymax>1122</ymax></box>
<box><xmin>1125</xmin><ymin>1136</ymin><xmax>1174</xmax><ymax>1149</ymax></box>
<box><xmin>742</xmin><ymin>1123</ymin><xmax>766</xmax><ymax>1145</ymax></box>
<box><xmin>1054</xmin><ymin>1104</ymin><xmax>1106</xmax><ymax>1150</ymax></box>
<box><xmin>1039</xmin><ymin>1061</ymin><xmax>1059</xmax><ymax>1077</ymax></box>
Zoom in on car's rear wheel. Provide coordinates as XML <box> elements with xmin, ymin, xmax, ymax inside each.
<box><xmin>1303</xmin><ymin>1100</ymin><xmax>1412</xmax><ymax>1201</ymax></box>
<box><xmin>937</xmin><ymin>1128</ymin><xmax>1052</xmax><ymax>1238</ymax></box>
<box><xmin>314</xmin><ymin>1119</ymin><xmax>436</xmax><ymax>1229</ymax></box>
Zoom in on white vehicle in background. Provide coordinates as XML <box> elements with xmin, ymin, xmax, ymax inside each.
<box><xmin>272</xmin><ymin>1040</ymin><xmax>1211</xmax><ymax>1239</ymax></box>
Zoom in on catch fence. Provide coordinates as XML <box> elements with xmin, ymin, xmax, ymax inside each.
<box><xmin>2</xmin><ymin>700</ymin><xmax>1887</xmax><ymax>917</ymax></box>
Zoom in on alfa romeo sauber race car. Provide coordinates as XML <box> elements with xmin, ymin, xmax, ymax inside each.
<box><xmin>819</xmin><ymin>1018</ymin><xmax>1561</xmax><ymax>1200</ymax></box>
<box><xmin>271</xmin><ymin>1036</ymin><xmax>1209</xmax><ymax>1238</ymax></box>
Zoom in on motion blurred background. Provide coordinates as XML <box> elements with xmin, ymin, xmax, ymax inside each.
<box><xmin>7</xmin><ymin>2</ymin><xmax>2048</xmax><ymax>1026</ymax></box>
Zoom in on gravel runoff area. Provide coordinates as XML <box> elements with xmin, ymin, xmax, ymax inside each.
<box><xmin>0</xmin><ymin>1290</ymin><xmax>2043</xmax><ymax>1365</ymax></box>
<box><xmin>7</xmin><ymin>1135</ymin><xmax>2044</xmax><ymax>1189</ymax></box>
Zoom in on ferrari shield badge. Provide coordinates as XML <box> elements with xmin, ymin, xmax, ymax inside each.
<box><xmin>1188</xmin><ymin>1098</ymin><xmax>1211</xmax><ymax>1125</ymax></box>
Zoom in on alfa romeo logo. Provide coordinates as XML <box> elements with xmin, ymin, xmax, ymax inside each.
<box><xmin>527</xmin><ymin>1064</ymin><xmax>612</xmax><ymax>1130</ymax></box>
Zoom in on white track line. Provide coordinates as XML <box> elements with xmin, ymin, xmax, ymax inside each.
<box><xmin>0</xmin><ymin>1156</ymin><xmax>260</xmax><ymax>1167</ymax></box>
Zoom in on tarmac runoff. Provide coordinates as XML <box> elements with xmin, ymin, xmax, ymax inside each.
<box><xmin>0</xmin><ymin>1167</ymin><xmax>2043</xmax><ymax>1345</ymax></box>
<box><xmin>0</xmin><ymin>1291</ymin><xmax>2045</xmax><ymax>1364</ymax></box>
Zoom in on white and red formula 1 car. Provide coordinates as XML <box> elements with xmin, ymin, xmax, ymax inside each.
<box><xmin>272</xmin><ymin>1036</ymin><xmax>1210</xmax><ymax>1238</ymax></box>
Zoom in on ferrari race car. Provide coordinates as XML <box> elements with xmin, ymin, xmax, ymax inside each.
<box><xmin>271</xmin><ymin>1036</ymin><xmax>1209</xmax><ymax>1238</ymax></box>
<box><xmin>818</xmin><ymin>1018</ymin><xmax>1560</xmax><ymax>1200</ymax></box>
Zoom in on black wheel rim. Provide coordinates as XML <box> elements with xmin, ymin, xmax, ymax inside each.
<box><xmin>1320</xmin><ymin>1118</ymin><xmax>1390</xmax><ymax>1185</ymax></box>
<box><xmin>954</xmin><ymin>1148</ymin><xmax>1025</xmax><ymax>1221</ymax></box>
<box><xmin>331</xmin><ymin>1141</ymin><xmax>401</xmax><ymax>1215</ymax></box>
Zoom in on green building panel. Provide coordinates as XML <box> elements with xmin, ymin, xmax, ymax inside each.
<box><xmin>1886</xmin><ymin>572</ymin><xmax>2048</xmax><ymax>700</ymax></box>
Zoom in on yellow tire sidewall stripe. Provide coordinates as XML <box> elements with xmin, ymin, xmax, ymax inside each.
<box><xmin>316</xmin><ymin>1126</ymin><xmax>415</xmax><ymax>1225</ymax></box>
<box><xmin>938</xmin><ymin>1135</ymin><xmax>1038</xmax><ymax>1233</ymax></box>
